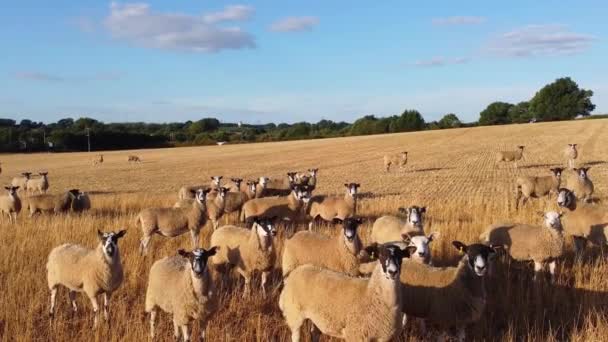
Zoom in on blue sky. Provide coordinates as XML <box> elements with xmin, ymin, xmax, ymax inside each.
<box><xmin>1</xmin><ymin>1</ymin><xmax>606</xmax><ymax>124</ymax></box>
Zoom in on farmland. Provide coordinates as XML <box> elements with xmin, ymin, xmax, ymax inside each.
<box><xmin>1</xmin><ymin>119</ymin><xmax>607</xmax><ymax>341</ymax></box>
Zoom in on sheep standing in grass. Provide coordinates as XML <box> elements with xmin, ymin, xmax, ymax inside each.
<box><xmin>222</xmin><ymin>181</ymin><xmax>257</xmax><ymax>217</ymax></box>
<box><xmin>557</xmin><ymin>188</ymin><xmax>608</xmax><ymax>253</ymax></box>
<box><xmin>564</xmin><ymin>143</ymin><xmax>578</xmax><ymax>169</ymax></box>
<box><xmin>370</xmin><ymin>206</ymin><xmax>426</xmax><ymax>244</ymax></box>
<box><xmin>496</xmin><ymin>145</ymin><xmax>525</xmax><ymax>168</ymax></box>
<box><xmin>279</xmin><ymin>243</ymin><xmax>416</xmax><ymax>342</ymax></box>
<box><xmin>210</xmin><ymin>217</ymin><xmax>277</xmax><ymax>298</ymax></box>
<box><xmin>480</xmin><ymin>211</ymin><xmax>565</xmax><ymax>281</ymax></box>
<box><xmin>127</xmin><ymin>155</ymin><xmax>141</xmax><ymax>163</ymax></box>
<box><xmin>262</xmin><ymin>172</ymin><xmax>298</xmax><ymax>197</ymax></box>
<box><xmin>26</xmin><ymin>171</ymin><xmax>49</xmax><ymax>194</ymax></box>
<box><xmin>225</xmin><ymin>178</ymin><xmax>243</xmax><ymax>193</ymax></box>
<box><xmin>240</xmin><ymin>185</ymin><xmax>311</xmax><ymax>226</ymax></box>
<box><xmin>206</xmin><ymin>187</ymin><xmax>229</xmax><ymax>230</ymax></box>
<box><xmin>564</xmin><ymin>167</ymin><xmax>594</xmax><ymax>203</ymax></box>
<box><xmin>307</xmin><ymin>168</ymin><xmax>319</xmax><ymax>192</ymax></box>
<box><xmin>254</xmin><ymin>177</ymin><xmax>268</xmax><ymax>198</ymax></box>
<box><xmin>515</xmin><ymin>168</ymin><xmax>563</xmax><ymax>209</ymax></box>
<box><xmin>137</xmin><ymin>189</ymin><xmax>210</xmax><ymax>255</ymax></box>
<box><xmin>25</xmin><ymin>189</ymin><xmax>79</xmax><ymax>217</ymax></box>
<box><xmin>282</xmin><ymin>217</ymin><xmax>364</xmax><ymax>277</ymax></box>
<box><xmin>145</xmin><ymin>247</ymin><xmax>219</xmax><ymax>341</ymax></box>
<box><xmin>92</xmin><ymin>154</ymin><xmax>104</xmax><ymax>165</ymax></box>
<box><xmin>71</xmin><ymin>191</ymin><xmax>91</xmax><ymax>212</ymax></box>
<box><xmin>178</xmin><ymin>176</ymin><xmax>223</xmax><ymax>200</ymax></box>
<box><xmin>384</xmin><ymin>152</ymin><xmax>408</xmax><ymax>172</ymax></box>
<box><xmin>11</xmin><ymin>172</ymin><xmax>31</xmax><ymax>192</ymax></box>
<box><xmin>0</xmin><ymin>186</ymin><xmax>21</xmax><ymax>223</ymax></box>
<box><xmin>307</xmin><ymin>182</ymin><xmax>359</xmax><ymax>230</ymax></box>
<box><xmin>47</xmin><ymin>229</ymin><xmax>126</xmax><ymax>327</ymax></box>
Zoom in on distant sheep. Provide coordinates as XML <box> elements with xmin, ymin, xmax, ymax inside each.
<box><xmin>564</xmin><ymin>143</ymin><xmax>578</xmax><ymax>169</ymax></box>
<box><xmin>26</xmin><ymin>171</ymin><xmax>49</xmax><ymax>194</ymax></box>
<box><xmin>0</xmin><ymin>186</ymin><xmax>21</xmax><ymax>223</ymax></box>
<box><xmin>307</xmin><ymin>182</ymin><xmax>360</xmax><ymax>230</ymax></box>
<box><xmin>127</xmin><ymin>155</ymin><xmax>141</xmax><ymax>163</ymax></box>
<box><xmin>384</xmin><ymin>152</ymin><xmax>408</xmax><ymax>172</ymax></box>
<box><xmin>25</xmin><ymin>189</ymin><xmax>79</xmax><ymax>217</ymax></box>
<box><xmin>370</xmin><ymin>206</ymin><xmax>426</xmax><ymax>244</ymax></box>
<box><xmin>11</xmin><ymin>172</ymin><xmax>32</xmax><ymax>192</ymax></box>
<box><xmin>496</xmin><ymin>146</ymin><xmax>525</xmax><ymax>168</ymax></box>
<box><xmin>92</xmin><ymin>154</ymin><xmax>104</xmax><ymax>165</ymax></box>
<box><xmin>564</xmin><ymin>167</ymin><xmax>594</xmax><ymax>203</ymax></box>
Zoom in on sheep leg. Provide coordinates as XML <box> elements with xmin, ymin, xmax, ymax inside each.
<box><xmin>573</xmin><ymin>236</ymin><xmax>587</xmax><ymax>254</ymax></box>
<box><xmin>181</xmin><ymin>325</ymin><xmax>190</xmax><ymax>342</ymax></box>
<box><xmin>237</xmin><ymin>269</ymin><xmax>251</xmax><ymax>298</ymax></box>
<box><xmin>199</xmin><ymin>319</ymin><xmax>207</xmax><ymax>341</ymax></box>
<box><xmin>533</xmin><ymin>262</ymin><xmax>543</xmax><ymax>282</ymax></box>
<box><xmin>49</xmin><ymin>286</ymin><xmax>58</xmax><ymax>318</ymax></box>
<box><xmin>456</xmin><ymin>327</ymin><xmax>466</xmax><ymax>342</ymax></box>
<box><xmin>12</xmin><ymin>212</ymin><xmax>17</xmax><ymax>224</ymax></box>
<box><xmin>88</xmin><ymin>294</ymin><xmax>100</xmax><ymax>328</ymax></box>
<box><xmin>103</xmin><ymin>292</ymin><xmax>111</xmax><ymax>321</ymax></box>
<box><xmin>548</xmin><ymin>261</ymin><xmax>557</xmax><ymax>283</ymax></box>
<box><xmin>261</xmin><ymin>271</ymin><xmax>269</xmax><ymax>299</ymax></box>
<box><xmin>173</xmin><ymin>320</ymin><xmax>181</xmax><ymax>340</ymax></box>
<box><xmin>68</xmin><ymin>291</ymin><xmax>78</xmax><ymax>316</ymax></box>
<box><xmin>310</xmin><ymin>323</ymin><xmax>321</xmax><ymax>342</ymax></box>
<box><xmin>140</xmin><ymin>236</ymin><xmax>152</xmax><ymax>256</ymax></box>
<box><xmin>286</xmin><ymin>316</ymin><xmax>304</xmax><ymax>342</ymax></box>
<box><xmin>149</xmin><ymin>309</ymin><xmax>157</xmax><ymax>339</ymax></box>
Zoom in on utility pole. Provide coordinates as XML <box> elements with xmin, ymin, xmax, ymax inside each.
<box><xmin>85</xmin><ymin>127</ymin><xmax>91</xmax><ymax>152</ymax></box>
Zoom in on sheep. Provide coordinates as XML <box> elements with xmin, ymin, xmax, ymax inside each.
<box><xmin>206</xmin><ymin>187</ymin><xmax>229</xmax><ymax>230</ymax></box>
<box><xmin>225</xmin><ymin>178</ymin><xmax>243</xmax><ymax>193</ymax></box>
<box><xmin>47</xmin><ymin>229</ymin><xmax>126</xmax><ymax>327</ymax></box>
<box><xmin>11</xmin><ymin>172</ymin><xmax>32</xmax><ymax>192</ymax></box>
<box><xmin>564</xmin><ymin>143</ymin><xmax>578</xmax><ymax>169</ymax></box>
<box><xmin>210</xmin><ymin>217</ymin><xmax>278</xmax><ymax>298</ymax></box>
<box><xmin>0</xmin><ymin>186</ymin><xmax>21</xmax><ymax>224</ymax></box>
<box><xmin>137</xmin><ymin>189</ymin><xmax>210</xmax><ymax>255</ymax></box>
<box><xmin>279</xmin><ymin>243</ymin><xmax>416</xmax><ymax>342</ymax></box>
<box><xmin>307</xmin><ymin>182</ymin><xmax>360</xmax><ymax>230</ymax></box>
<box><xmin>556</xmin><ymin>188</ymin><xmax>608</xmax><ymax>253</ymax></box>
<box><xmin>26</xmin><ymin>171</ymin><xmax>49</xmax><ymax>194</ymax></box>
<box><xmin>564</xmin><ymin>167</ymin><xmax>594</xmax><ymax>203</ymax></box>
<box><xmin>282</xmin><ymin>217</ymin><xmax>364</xmax><ymax>278</ymax></box>
<box><xmin>395</xmin><ymin>241</ymin><xmax>500</xmax><ymax>342</ymax></box>
<box><xmin>496</xmin><ymin>145</ymin><xmax>525</xmax><ymax>168</ymax></box>
<box><xmin>71</xmin><ymin>191</ymin><xmax>91</xmax><ymax>212</ymax></box>
<box><xmin>480</xmin><ymin>211</ymin><xmax>565</xmax><ymax>281</ymax></box>
<box><xmin>240</xmin><ymin>185</ymin><xmax>311</xmax><ymax>226</ymax></box>
<box><xmin>306</xmin><ymin>168</ymin><xmax>319</xmax><ymax>192</ymax></box>
<box><xmin>127</xmin><ymin>155</ymin><xmax>141</xmax><ymax>163</ymax></box>
<box><xmin>384</xmin><ymin>151</ymin><xmax>408</xmax><ymax>172</ymax></box>
<box><xmin>92</xmin><ymin>154</ymin><xmax>104</xmax><ymax>165</ymax></box>
<box><xmin>145</xmin><ymin>247</ymin><xmax>219</xmax><ymax>341</ymax></box>
<box><xmin>254</xmin><ymin>177</ymin><xmax>268</xmax><ymax>198</ymax></box>
<box><xmin>25</xmin><ymin>189</ymin><xmax>79</xmax><ymax>217</ymax></box>
<box><xmin>222</xmin><ymin>181</ymin><xmax>257</xmax><ymax>217</ymax></box>
<box><xmin>403</xmin><ymin>231</ymin><xmax>440</xmax><ymax>265</ymax></box>
<box><xmin>515</xmin><ymin>167</ymin><xmax>563</xmax><ymax>209</ymax></box>
<box><xmin>370</xmin><ymin>206</ymin><xmax>426</xmax><ymax>244</ymax></box>
<box><xmin>178</xmin><ymin>176</ymin><xmax>223</xmax><ymax>200</ymax></box>
<box><xmin>262</xmin><ymin>172</ymin><xmax>298</xmax><ymax>197</ymax></box>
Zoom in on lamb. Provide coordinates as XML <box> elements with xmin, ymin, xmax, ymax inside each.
<box><xmin>282</xmin><ymin>217</ymin><xmax>364</xmax><ymax>278</ymax></box>
<box><xmin>564</xmin><ymin>167</ymin><xmax>594</xmax><ymax>203</ymax></box>
<box><xmin>127</xmin><ymin>155</ymin><xmax>141</xmax><ymax>163</ymax></box>
<box><xmin>0</xmin><ymin>186</ymin><xmax>21</xmax><ymax>223</ymax></box>
<box><xmin>11</xmin><ymin>172</ymin><xmax>31</xmax><ymax>192</ymax></box>
<box><xmin>206</xmin><ymin>187</ymin><xmax>229</xmax><ymax>230</ymax></box>
<box><xmin>279</xmin><ymin>243</ymin><xmax>416</xmax><ymax>342</ymax></box>
<box><xmin>556</xmin><ymin>188</ymin><xmax>608</xmax><ymax>252</ymax></box>
<box><xmin>370</xmin><ymin>206</ymin><xmax>426</xmax><ymax>244</ymax></box>
<box><xmin>395</xmin><ymin>241</ymin><xmax>500</xmax><ymax>341</ymax></box>
<box><xmin>92</xmin><ymin>154</ymin><xmax>104</xmax><ymax>165</ymax></box>
<box><xmin>564</xmin><ymin>143</ymin><xmax>578</xmax><ymax>169</ymax></box>
<box><xmin>307</xmin><ymin>182</ymin><xmax>360</xmax><ymax>230</ymax></box>
<box><xmin>25</xmin><ymin>189</ymin><xmax>79</xmax><ymax>217</ymax></box>
<box><xmin>47</xmin><ymin>229</ymin><xmax>126</xmax><ymax>327</ymax></box>
<box><xmin>384</xmin><ymin>151</ymin><xmax>408</xmax><ymax>172</ymax></box>
<box><xmin>26</xmin><ymin>171</ymin><xmax>49</xmax><ymax>194</ymax></box>
<box><xmin>71</xmin><ymin>191</ymin><xmax>91</xmax><ymax>212</ymax></box>
<box><xmin>145</xmin><ymin>247</ymin><xmax>219</xmax><ymax>341</ymax></box>
<box><xmin>137</xmin><ymin>189</ymin><xmax>210</xmax><ymax>255</ymax></box>
<box><xmin>480</xmin><ymin>211</ymin><xmax>565</xmax><ymax>281</ymax></box>
<box><xmin>178</xmin><ymin>176</ymin><xmax>223</xmax><ymax>200</ymax></box>
<box><xmin>262</xmin><ymin>172</ymin><xmax>298</xmax><ymax>197</ymax></box>
<box><xmin>515</xmin><ymin>167</ymin><xmax>563</xmax><ymax>209</ymax></box>
<box><xmin>210</xmin><ymin>217</ymin><xmax>278</xmax><ymax>298</ymax></box>
<box><xmin>496</xmin><ymin>145</ymin><xmax>525</xmax><ymax>168</ymax></box>
<box><xmin>240</xmin><ymin>184</ymin><xmax>311</xmax><ymax>225</ymax></box>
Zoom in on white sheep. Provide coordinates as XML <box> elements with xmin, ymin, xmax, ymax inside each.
<box><xmin>384</xmin><ymin>151</ymin><xmax>408</xmax><ymax>172</ymax></box>
<box><xmin>47</xmin><ymin>229</ymin><xmax>126</xmax><ymax>327</ymax></box>
<box><xmin>557</xmin><ymin>188</ymin><xmax>608</xmax><ymax>252</ymax></box>
<box><xmin>240</xmin><ymin>185</ymin><xmax>311</xmax><ymax>226</ymax></box>
<box><xmin>206</xmin><ymin>187</ymin><xmax>229</xmax><ymax>230</ymax></box>
<box><xmin>496</xmin><ymin>145</ymin><xmax>525</xmax><ymax>168</ymax></box>
<box><xmin>279</xmin><ymin>244</ymin><xmax>416</xmax><ymax>342</ymax></box>
<box><xmin>515</xmin><ymin>168</ymin><xmax>562</xmax><ymax>209</ymax></box>
<box><xmin>370</xmin><ymin>206</ymin><xmax>426</xmax><ymax>244</ymax></box>
<box><xmin>177</xmin><ymin>176</ymin><xmax>223</xmax><ymax>200</ymax></box>
<box><xmin>25</xmin><ymin>189</ymin><xmax>79</xmax><ymax>217</ymax></box>
<box><xmin>145</xmin><ymin>247</ymin><xmax>219</xmax><ymax>341</ymax></box>
<box><xmin>0</xmin><ymin>186</ymin><xmax>21</xmax><ymax>223</ymax></box>
<box><xmin>307</xmin><ymin>182</ymin><xmax>359</xmax><ymax>230</ymax></box>
<box><xmin>210</xmin><ymin>217</ymin><xmax>278</xmax><ymax>298</ymax></box>
<box><xmin>11</xmin><ymin>172</ymin><xmax>31</xmax><ymax>192</ymax></box>
<box><xmin>282</xmin><ymin>217</ymin><xmax>364</xmax><ymax>277</ymax></box>
<box><xmin>262</xmin><ymin>172</ymin><xmax>298</xmax><ymax>197</ymax></box>
<box><xmin>480</xmin><ymin>211</ymin><xmax>565</xmax><ymax>281</ymax></box>
<box><xmin>564</xmin><ymin>143</ymin><xmax>578</xmax><ymax>169</ymax></box>
<box><xmin>26</xmin><ymin>171</ymin><xmax>49</xmax><ymax>194</ymax></box>
<box><xmin>564</xmin><ymin>167</ymin><xmax>594</xmax><ymax>203</ymax></box>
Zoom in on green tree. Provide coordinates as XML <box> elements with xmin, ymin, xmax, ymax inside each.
<box><xmin>479</xmin><ymin>102</ymin><xmax>513</xmax><ymax>125</ymax></box>
<box><xmin>529</xmin><ymin>77</ymin><xmax>595</xmax><ymax>121</ymax></box>
<box><xmin>438</xmin><ymin>113</ymin><xmax>462</xmax><ymax>129</ymax></box>
<box><xmin>508</xmin><ymin>101</ymin><xmax>532</xmax><ymax>123</ymax></box>
<box><xmin>389</xmin><ymin>110</ymin><xmax>426</xmax><ymax>132</ymax></box>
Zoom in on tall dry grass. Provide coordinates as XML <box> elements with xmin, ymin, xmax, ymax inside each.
<box><xmin>0</xmin><ymin>119</ymin><xmax>607</xmax><ymax>341</ymax></box>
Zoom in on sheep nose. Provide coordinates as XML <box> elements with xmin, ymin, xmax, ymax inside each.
<box><xmin>418</xmin><ymin>252</ymin><xmax>425</xmax><ymax>257</ymax></box>
<box><xmin>388</xmin><ymin>269</ymin><xmax>397</xmax><ymax>277</ymax></box>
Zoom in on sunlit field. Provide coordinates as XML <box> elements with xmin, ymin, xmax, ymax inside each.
<box><xmin>1</xmin><ymin>119</ymin><xmax>607</xmax><ymax>341</ymax></box>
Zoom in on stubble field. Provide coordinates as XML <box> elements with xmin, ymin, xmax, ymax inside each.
<box><xmin>1</xmin><ymin>119</ymin><xmax>608</xmax><ymax>341</ymax></box>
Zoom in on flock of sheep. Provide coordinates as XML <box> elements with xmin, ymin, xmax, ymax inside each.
<box><xmin>1</xmin><ymin>142</ymin><xmax>606</xmax><ymax>342</ymax></box>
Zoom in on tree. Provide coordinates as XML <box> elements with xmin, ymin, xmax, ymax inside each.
<box><xmin>508</xmin><ymin>102</ymin><xmax>531</xmax><ymax>123</ymax></box>
<box><xmin>389</xmin><ymin>110</ymin><xmax>426</xmax><ymax>132</ymax></box>
<box><xmin>479</xmin><ymin>102</ymin><xmax>513</xmax><ymax>125</ymax></box>
<box><xmin>438</xmin><ymin>113</ymin><xmax>461</xmax><ymax>129</ymax></box>
<box><xmin>529</xmin><ymin>77</ymin><xmax>595</xmax><ymax>121</ymax></box>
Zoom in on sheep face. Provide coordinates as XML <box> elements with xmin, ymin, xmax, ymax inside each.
<box><xmin>292</xmin><ymin>185</ymin><xmax>311</xmax><ymax>203</ymax></box>
<box><xmin>258</xmin><ymin>177</ymin><xmax>269</xmax><ymax>187</ymax></box>
<box><xmin>178</xmin><ymin>247</ymin><xmax>219</xmax><ymax>279</ymax></box>
<box><xmin>217</xmin><ymin>187</ymin><xmax>229</xmax><ymax>199</ymax></box>
<box><xmin>195</xmin><ymin>189</ymin><xmax>209</xmax><ymax>204</ymax></box>
<box><xmin>97</xmin><ymin>229</ymin><xmax>126</xmax><ymax>258</ymax></box>
<box><xmin>540</xmin><ymin>211</ymin><xmax>563</xmax><ymax>230</ymax></box>
<box><xmin>39</xmin><ymin>171</ymin><xmax>48</xmax><ymax>177</ymax></box>
<box><xmin>4</xmin><ymin>186</ymin><xmax>19</xmax><ymax>196</ymax></box>
<box><xmin>518</xmin><ymin>145</ymin><xmax>525</xmax><ymax>150</ymax></box>
<box><xmin>253</xmin><ymin>217</ymin><xmax>277</xmax><ymax>237</ymax></box>
<box><xmin>452</xmin><ymin>241</ymin><xmax>499</xmax><ymax>277</ymax></box>
<box><xmin>308</xmin><ymin>168</ymin><xmax>319</xmax><ymax>178</ymax></box>
<box><xmin>568</xmin><ymin>143</ymin><xmax>577</xmax><ymax>149</ymax></box>
<box><xmin>247</xmin><ymin>181</ymin><xmax>258</xmax><ymax>195</ymax></box>
<box><xmin>286</xmin><ymin>172</ymin><xmax>298</xmax><ymax>183</ymax></box>
<box><xmin>68</xmin><ymin>189</ymin><xmax>80</xmax><ymax>199</ymax></box>
<box><xmin>557</xmin><ymin>188</ymin><xmax>575</xmax><ymax>209</ymax></box>
<box><xmin>550</xmin><ymin>168</ymin><xmax>563</xmax><ymax>178</ymax></box>
<box><xmin>574</xmin><ymin>167</ymin><xmax>590</xmax><ymax>180</ymax></box>
<box><xmin>403</xmin><ymin>232</ymin><xmax>439</xmax><ymax>261</ymax></box>
<box><xmin>211</xmin><ymin>176</ymin><xmax>223</xmax><ymax>187</ymax></box>
<box><xmin>22</xmin><ymin>172</ymin><xmax>32</xmax><ymax>179</ymax></box>
<box><xmin>398</xmin><ymin>206</ymin><xmax>426</xmax><ymax>227</ymax></box>
<box><xmin>230</xmin><ymin>178</ymin><xmax>243</xmax><ymax>189</ymax></box>
<box><xmin>333</xmin><ymin>217</ymin><xmax>363</xmax><ymax>242</ymax></box>
<box><xmin>344</xmin><ymin>183</ymin><xmax>360</xmax><ymax>197</ymax></box>
<box><xmin>378</xmin><ymin>244</ymin><xmax>416</xmax><ymax>280</ymax></box>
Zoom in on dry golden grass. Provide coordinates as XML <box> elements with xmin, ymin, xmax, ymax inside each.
<box><xmin>1</xmin><ymin>119</ymin><xmax>608</xmax><ymax>341</ymax></box>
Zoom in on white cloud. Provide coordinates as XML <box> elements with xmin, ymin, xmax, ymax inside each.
<box><xmin>413</xmin><ymin>57</ymin><xmax>470</xmax><ymax>68</ymax></box>
<box><xmin>432</xmin><ymin>16</ymin><xmax>486</xmax><ymax>26</ymax></box>
<box><xmin>202</xmin><ymin>5</ymin><xmax>254</xmax><ymax>24</ymax></box>
<box><xmin>270</xmin><ymin>16</ymin><xmax>319</xmax><ymax>32</ymax></box>
<box><xmin>488</xmin><ymin>25</ymin><xmax>595</xmax><ymax>57</ymax></box>
<box><xmin>104</xmin><ymin>2</ymin><xmax>255</xmax><ymax>53</ymax></box>
<box><xmin>13</xmin><ymin>71</ymin><xmax>124</xmax><ymax>83</ymax></box>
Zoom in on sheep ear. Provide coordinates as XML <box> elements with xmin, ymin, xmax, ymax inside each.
<box><xmin>177</xmin><ymin>249</ymin><xmax>190</xmax><ymax>258</ymax></box>
<box><xmin>401</xmin><ymin>233</ymin><xmax>412</xmax><ymax>243</ymax></box>
<box><xmin>398</xmin><ymin>207</ymin><xmax>407</xmax><ymax>214</ymax></box>
<box><xmin>355</xmin><ymin>217</ymin><xmax>363</xmax><ymax>225</ymax></box>
<box><xmin>97</xmin><ymin>230</ymin><xmax>104</xmax><ymax>241</ymax></box>
<box><xmin>420</xmin><ymin>207</ymin><xmax>427</xmax><ymax>213</ymax></box>
<box><xmin>452</xmin><ymin>241</ymin><xmax>467</xmax><ymax>253</ymax></box>
<box><xmin>402</xmin><ymin>246</ymin><xmax>418</xmax><ymax>259</ymax></box>
<box><xmin>332</xmin><ymin>218</ymin><xmax>344</xmax><ymax>225</ymax></box>
<box><xmin>428</xmin><ymin>231</ymin><xmax>439</xmax><ymax>241</ymax></box>
<box><xmin>489</xmin><ymin>244</ymin><xmax>503</xmax><ymax>253</ymax></box>
<box><xmin>4</xmin><ymin>187</ymin><xmax>9</xmax><ymax>190</ymax></box>
<box><xmin>363</xmin><ymin>243</ymin><xmax>379</xmax><ymax>259</ymax></box>
<box><xmin>206</xmin><ymin>246</ymin><xmax>219</xmax><ymax>256</ymax></box>
<box><xmin>343</xmin><ymin>183</ymin><xmax>349</xmax><ymax>188</ymax></box>
<box><xmin>115</xmin><ymin>230</ymin><xmax>127</xmax><ymax>239</ymax></box>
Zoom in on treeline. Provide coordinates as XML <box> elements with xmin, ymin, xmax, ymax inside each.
<box><xmin>0</xmin><ymin>77</ymin><xmax>598</xmax><ymax>152</ymax></box>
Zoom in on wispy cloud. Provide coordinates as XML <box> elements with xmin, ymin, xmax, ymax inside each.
<box><xmin>432</xmin><ymin>16</ymin><xmax>486</xmax><ymax>26</ymax></box>
<box><xmin>14</xmin><ymin>72</ymin><xmax>65</xmax><ymax>82</ymax></box>
<box><xmin>103</xmin><ymin>2</ymin><xmax>256</xmax><ymax>53</ymax></box>
<box><xmin>413</xmin><ymin>57</ymin><xmax>470</xmax><ymax>68</ymax></box>
<box><xmin>270</xmin><ymin>16</ymin><xmax>319</xmax><ymax>32</ymax></box>
<box><xmin>488</xmin><ymin>24</ymin><xmax>595</xmax><ymax>57</ymax></box>
<box><xmin>13</xmin><ymin>71</ymin><xmax>124</xmax><ymax>83</ymax></box>
<box><xmin>202</xmin><ymin>5</ymin><xmax>254</xmax><ymax>24</ymax></box>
